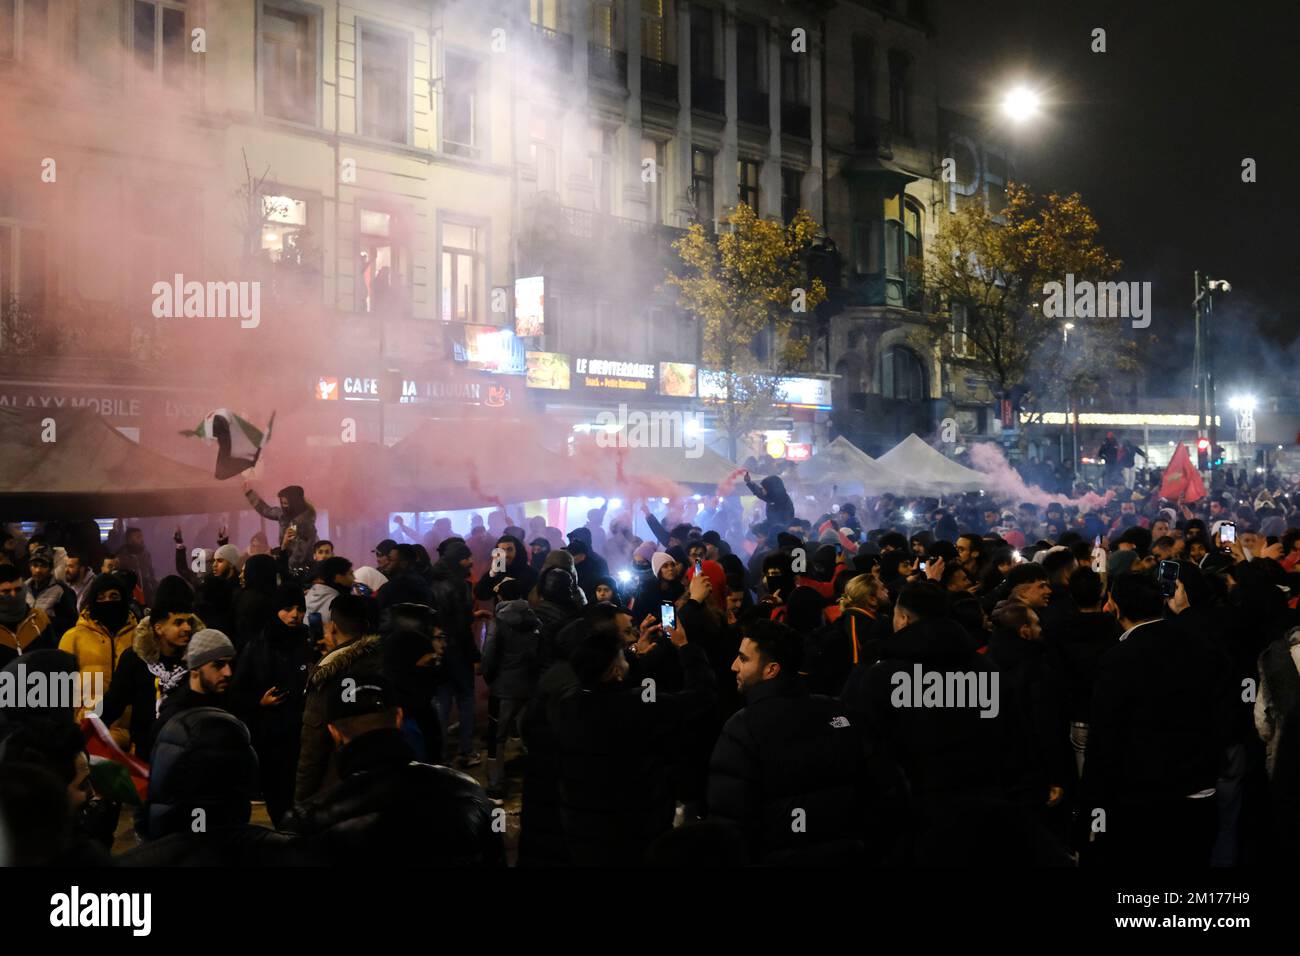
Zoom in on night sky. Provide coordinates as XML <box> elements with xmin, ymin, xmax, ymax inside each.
<box><xmin>931</xmin><ymin>0</ymin><xmax>1300</xmax><ymax>399</ymax></box>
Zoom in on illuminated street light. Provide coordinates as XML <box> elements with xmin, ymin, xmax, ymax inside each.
<box><xmin>1001</xmin><ymin>86</ymin><xmax>1042</xmax><ymax>123</ymax></box>
<box><xmin>1228</xmin><ymin>395</ymin><xmax>1256</xmax><ymax>412</ymax></box>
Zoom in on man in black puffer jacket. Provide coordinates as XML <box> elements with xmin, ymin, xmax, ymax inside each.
<box><xmin>553</xmin><ymin>605</ymin><xmax>715</xmax><ymax>865</ymax></box>
<box><xmin>429</xmin><ymin>539</ymin><xmax>483</xmax><ymax>768</ymax></box>
<box><xmin>708</xmin><ymin>617</ymin><xmax>878</xmax><ymax>865</ymax></box>
<box><xmin>281</xmin><ymin>675</ymin><xmax>504</xmax><ymax>867</ymax></box>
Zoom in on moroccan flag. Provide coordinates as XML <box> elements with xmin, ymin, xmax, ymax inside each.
<box><xmin>81</xmin><ymin>715</ymin><xmax>149</xmax><ymax>804</ymax></box>
<box><xmin>181</xmin><ymin>408</ymin><xmax>275</xmax><ymax>480</ymax></box>
<box><xmin>1158</xmin><ymin>441</ymin><xmax>1207</xmax><ymax>503</ymax></box>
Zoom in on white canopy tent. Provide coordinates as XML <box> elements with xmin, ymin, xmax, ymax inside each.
<box><xmin>874</xmin><ymin>433</ymin><xmax>989</xmax><ymax>496</ymax></box>
<box><xmin>795</xmin><ymin>435</ymin><xmax>908</xmax><ymax>492</ymax></box>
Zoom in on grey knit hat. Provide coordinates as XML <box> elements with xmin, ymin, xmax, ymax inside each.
<box><xmin>214</xmin><ymin>544</ymin><xmax>242</xmax><ymax>568</ymax></box>
<box><xmin>185</xmin><ymin>629</ymin><xmax>236</xmax><ymax>670</ymax></box>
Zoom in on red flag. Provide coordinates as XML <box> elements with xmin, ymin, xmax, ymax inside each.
<box><xmin>1158</xmin><ymin>442</ymin><xmax>1207</xmax><ymax>503</ymax></box>
<box><xmin>81</xmin><ymin>715</ymin><xmax>150</xmax><ymax>803</ymax></box>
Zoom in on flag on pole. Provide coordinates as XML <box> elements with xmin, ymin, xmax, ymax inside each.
<box><xmin>1158</xmin><ymin>441</ymin><xmax>1207</xmax><ymax>503</ymax></box>
<box><xmin>180</xmin><ymin>408</ymin><xmax>275</xmax><ymax>480</ymax></box>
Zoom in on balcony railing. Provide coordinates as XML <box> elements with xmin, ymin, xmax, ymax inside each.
<box><xmin>781</xmin><ymin>100</ymin><xmax>811</xmax><ymax>139</ymax></box>
<box><xmin>640</xmin><ymin>57</ymin><xmax>678</xmax><ymax>104</ymax></box>
<box><xmin>588</xmin><ymin>43</ymin><xmax>627</xmax><ymax>86</ymax></box>
<box><xmin>530</xmin><ymin>23</ymin><xmax>573</xmax><ymax>73</ymax></box>
<box><xmin>691</xmin><ymin>73</ymin><xmax>724</xmax><ymax>114</ymax></box>
<box><xmin>737</xmin><ymin>87</ymin><xmax>768</xmax><ymax>126</ymax></box>
<box><xmin>557</xmin><ymin>206</ymin><xmax>684</xmax><ymax>246</ymax></box>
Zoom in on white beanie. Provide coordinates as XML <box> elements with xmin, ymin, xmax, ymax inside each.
<box><xmin>651</xmin><ymin>552</ymin><xmax>675</xmax><ymax>577</ymax></box>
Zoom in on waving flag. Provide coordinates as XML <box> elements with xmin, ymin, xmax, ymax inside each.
<box><xmin>181</xmin><ymin>408</ymin><xmax>275</xmax><ymax>480</ymax></box>
<box><xmin>1158</xmin><ymin>441</ymin><xmax>1207</xmax><ymax>503</ymax></box>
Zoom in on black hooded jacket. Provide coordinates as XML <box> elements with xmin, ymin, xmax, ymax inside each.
<box><xmin>746</xmin><ymin>474</ymin><xmax>796</xmax><ymax>528</ymax></box>
<box><xmin>428</xmin><ymin>543</ymin><xmax>479</xmax><ymax>664</ymax></box>
<box><xmin>232</xmin><ymin>554</ymin><xmax>279</xmax><ymax>652</ymax></box>
<box><xmin>473</xmin><ymin>535</ymin><xmax>538</xmax><ymax>602</ymax></box>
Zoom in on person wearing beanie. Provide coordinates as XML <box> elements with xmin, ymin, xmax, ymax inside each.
<box><xmin>100</xmin><ymin>575</ymin><xmax>201</xmax><ymax>757</ymax></box>
<box><xmin>528</xmin><ymin>537</ymin><xmax>552</xmax><ymax>575</ymax></box>
<box><xmin>57</xmin><ymin>573</ymin><xmax>139</xmax><ymax>747</ymax></box>
<box><xmin>631</xmin><ymin>551</ymin><xmax>684</xmax><ymax>627</ymax></box>
<box><xmin>230</xmin><ymin>582</ymin><xmax>314</xmax><ymax>826</ymax></box>
<box><xmin>152</xmin><ymin>629</ymin><xmax>236</xmax><ymax>755</ymax></box>
<box><xmin>193</xmin><ymin>540</ymin><xmax>242</xmax><ymax>641</ymax></box>
<box><xmin>241</xmin><ymin>479</ymin><xmax>319</xmax><ymax>571</ymax></box>
<box><xmin>25</xmin><ymin>548</ymin><xmax>78</xmax><ymax>640</ymax></box>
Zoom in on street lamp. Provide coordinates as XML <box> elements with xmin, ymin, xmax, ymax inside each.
<box><xmin>1228</xmin><ymin>395</ymin><xmax>1256</xmax><ymax>413</ymax></box>
<box><xmin>1000</xmin><ymin>86</ymin><xmax>1043</xmax><ymax>124</ymax></box>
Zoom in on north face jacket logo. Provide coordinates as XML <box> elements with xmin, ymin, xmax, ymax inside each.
<box><xmin>829</xmin><ymin>715</ymin><xmax>850</xmax><ymax>728</ymax></box>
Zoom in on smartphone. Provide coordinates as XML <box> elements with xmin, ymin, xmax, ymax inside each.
<box><xmin>694</xmin><ymin>560</ymin><xmax>702</xmax><ymax>575</ymax></box>
<box><xmin>1158</xmin><ymin>559</ymin><xmax>1180</xmax><ymax>598</ymax></box>
<box><xmin>1220</xmin><ymin>522</ymin><xmax>1236</xmax><ymax>544</ymax></box>
<box><xmin>660</xmin><ymin>601</ymin><xmax>676</xmax><ymax>630</ymax></box>
<box><xmin>918</xmin><ymin>560</ymin><xmax>927</xmax><ymax>572</ymax></box>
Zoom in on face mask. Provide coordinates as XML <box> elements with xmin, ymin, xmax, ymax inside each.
<box><xmin>89</xmin><ymin>600</ymin><xmax>130</xmax><ymax>633</ymax></box>
<box><xmin>0</xmin><ymin>593</ymin><xmax>27</xmax><ymax>625</ymax></box>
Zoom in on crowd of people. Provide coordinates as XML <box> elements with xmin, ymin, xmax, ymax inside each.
<box><xmin>4</xmin><ymin>460</ymin><xmax>1300</xmax><ymax>868</ymax></box>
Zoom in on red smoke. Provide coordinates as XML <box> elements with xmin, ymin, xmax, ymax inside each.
<box><xmin>967</xmin><ymin>443</ymin><xmax>1113</xmax><ymax>511</ymax></box>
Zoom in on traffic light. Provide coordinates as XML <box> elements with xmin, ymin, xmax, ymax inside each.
<box><xmin>1197</xmin><ymin>437</ymin><xmax>1210</xmax><ymax>470</ymax></box>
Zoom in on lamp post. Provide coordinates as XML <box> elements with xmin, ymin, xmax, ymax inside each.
<box><xmin>1193</xmin><ymin>273</ymin><xmax>1231</xmax><ymax>478</ymax></box>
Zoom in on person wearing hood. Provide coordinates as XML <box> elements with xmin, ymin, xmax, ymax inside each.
<box><xmin>481</xmin><ymin>597</ymin><xmax>541</xmax><ymax>800</ymax></box>
<box><xmin>57</xmin><ymin>573</ymin><xmax>138</xmax><ymax>746</ymax></box>
<box><xmin>304</xmin><ymin>556</ymin><xmax>355</xmax><ymax>643</ymax></box>
<box><xmin>230</xmin><ymin>582</ymin><xmax>313</xmax><ymax>826</ymax></box>
<box><xmin>630</xmin><ymin>551</ymin><xmax>684</xmax><ymax>627</ymax></box>
<box><xmin>110</xmin><ymin>525</ymin><xmax>159</xmax><ymax>607</ymax></box>
<box><xmin>100</xmin><ymin>576</ymin><xmax>199</xmax><ymax>757</ymax></box>
<box><xmin>566</xmin><ymin>529</ymin><xmax>610</xmax><ymax>602</ymax></box>
<box><xmin>531</xmin><ymin>554</ymin><xmax>587</xmax><ymax>669</ymax></box>
<box><xmin>474</xmin><ymin>534</ymin><xmax>538</xmax><ymax>603</ymax></box>
<box><xmin>592</xmin><ymin>575</ymin><xmax>622</xmax><ymax>606</ymax></box>
<box><xmin>241</xmin><ymin>480</ymin><xmax>319</xmax><ymax>572</ymax></box>
<box><xmin>745</xmin><ymin>472</ymin><xmax>796</xmax><ymax>529</ymax></box>
<box><xmin>381</xmin><ymin>605</ymin><xmax>447</xmax><ymax>763</ymax></box>
<box><xmin>0</xmin><ymin>565</ymin><xmax>56</xmax><ymax>669</ymax></box>
<box><xmin>232</xmin><ymin>553</ymin><xmax>279</xmax><ymax>653</ymax></box>
<box><xmin>429</xmin><ymin>539</ymin><xmax>484</xmax><ymax>769</ymax></box>
<box><xmin>26</xmin><ymin>549</ymin><xmax>77</xmax><ymax>641</ymax></box>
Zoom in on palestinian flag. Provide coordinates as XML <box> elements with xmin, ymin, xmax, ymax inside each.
<box><xmin>81</xmin><ymin>715</ymin><xmax>149</xmax><ymax>804</ymax></box>
<box><xmin>181</xmin><ymin>408</ymin><xmax>275</xmax><ymax>480</ymax></box>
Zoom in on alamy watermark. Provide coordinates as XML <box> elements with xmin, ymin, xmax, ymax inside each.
<box><xmin>595</xmin><ymin>404</ymin><xmax>704</xmax><ymax>459</ymax></box>
<box><xmin>1042</xmin><ymin>273</ymin><xmax>1151</xmax><ymax>329</ymax></box>
<box><xmin>890</xmin><ymin>664</ymin><xmax>1000</xmax><ymax>718</ymax></box>
<box><xmin>0</xmin><ymin>664</ymin><xmax>103</xmax><ymax>714</ymax></box>
<box><xmin>151</xmin><ymin>274</ymin><xmax>261</xmax><ymax>328</ymax></box>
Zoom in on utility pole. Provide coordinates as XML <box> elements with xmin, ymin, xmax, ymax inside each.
<box><xmin>1193</xmin><ymin>271</ymin><xmax>1231</xmax><ymax>480</ymax></box>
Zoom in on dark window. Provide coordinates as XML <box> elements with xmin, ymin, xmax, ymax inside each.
<box><xmin>736</xmin><ymin>20</ymin><xmax>759</xmax><ymax>88</ymax></box>
<box><xmin>132</xmin><ymin>1</ymin><xmax>186</xmax><ymax>85</ymax></box>
<box><xmin>263</xmin><ymin>4</ymin><xmax>318</xmax><ymax>124</ymax></box>
<box><xmin>690</xmin><ymin>4</ymin><xmax>712</xmax><ymax>76</ymax></box>
<box><xmin>852</xmin><ymin>35</ymin><xmax>873</xmax><ymax>141</ymax></box>
<box><xmin>444</xmin><ymin>52</ymin><xmax>479</xmax><ymax>156</ymax></box>
<box><xmin>781</xmin><ymin>168</ymin><xmax>802</xmax><ymax>223</ymax></box>
<box><xmin>360</xmin><ymin>27</ymin><xmax>407</xmax><ymax>143</ymax></box>
<box><xmin>691</xmin><ymin>148</ymin><xmax>714</xmax><ymax>224</ymax></box>
<box><xmin>888</xmin><ymin>50</ymin><xmax>910</xmax><ymax>136</ymax></box>
<box><xmin>737</xmin><ymin>160</ymin><xmax>760</xmax><ymax>211</ymax></box>
<box><xmin>882</xmin><ymin>346</ymin><xmax>927</xmax><ymax>402</ymax></box>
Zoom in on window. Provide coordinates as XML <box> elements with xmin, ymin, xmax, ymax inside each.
<box><xmin>690</xmin><ymin>5</ymin><xmax>713</xmax><ymax>76</ymax></box>
<box><xmin>691</xmin><ymin>148</ymin><xmax>714</xmax><ymax>224</ymax></box>
<box><xmin>881</xmin><ymin>346</ymin><xmax>926</xmax><ymax>402</ymax></box>
<box><xmin>591</xmin><ymin>1</ymin><xmax>615</xmax><ymax>48</ymax></box>
<box><xmin>530</xmin><ymin>0</ymin><xmax>558</xmax><ymax>29</ymax></box>
<box><xmin>0</xmin><ymin>221</ymin><xmax>46</xmax><ymax>333</ymax></box>
<box><xmin>443</xmin><ymin>52</ymin><xmax>479</xmax><ymax>157</ymax></box>
<box><xmin>888</xmin><ymin>50</ymin><xmax>910</xmax><ymax>136</ymax></box>
<box><xmin>0</xmin><ymin>0</ymin><xmax>47</xmax><ymax>61</ymax></box>
<box><xmin>951</xmin><ymin>302</ymin><xmax>971</xmax><ymax>358</ymax></box>
<box><xmin>780</xmin><ymin>49</ymin><xmax>804</xmax><ymax>103</ymax></box>
<box><xmin>590</xmin><ymin>126</ymin><xmax>616</xmax><ymax>213</ymax></box>
<box><xmin>260</xmin><ymin>194</ymin><xmax>309</xmax><ymax>263</ymax></box>
<box><xmin>643</xmin><ymin>137</ymin><xmax>667</xmax><ymax>224</ymax></box>
<box><xmin>133</xmin><ymin>0</ymin><xmax>186</xmax><ymax>86</ymax></box>
<box><xmin>736</xmin><ymin>21</ymin><xmax>760</xmax><ymax>88</ymax></box>
<box><xmin>530</xmin><ymin>117</ymin><xmax>558</xmax><ymax>195</ymax></box>
<box><xmin>883</xmin><ymin>193</ymin><xmax>902</xmax><ymax>277</ymax></box>
<box><xmin>641</xmin><ymin>0</ymin><xmax>665</xmax><ymax>60</ymax></box>
<box><xmin>262</xmin><ymin>3</ymin><xmax>318</xmax><ymax>124</ymax></box>
<box><xmin>440</xmin><ymin>221</ymin><xmax>482</xmax><ymax>323</ymax></box>
<box><xmin>737</xmin><ymin>160</ymin><xmax>760</xmax><ymax>211</ymax></box>
<box><xmin>781</xmin><ymin>168</ymin><xmax>802</xmax><ymax>223</ymax></box>
<box><xmin>904</xmin><ymin>199</ymin><xmax>922</xmax><ymax>266</ymax></box>
<box><xmin>359</xmin><ymin>208</ymin><xmax>410</xmax><ymax>316</ymax></box>
<box><xmin>359</xmin><ymin>26</ymin><xmax>408</xmax><ymax>144</ymax></box>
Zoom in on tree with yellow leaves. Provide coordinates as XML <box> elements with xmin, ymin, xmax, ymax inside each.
<box><xmin>920</xmin><ymin>183</ymin><xmax>1134</xmax><ymax>421</ymax></box>
<box><xmin>667</xmin><ymin>202</ymin><xmax>827</xmax><ymax>461</ymax></box>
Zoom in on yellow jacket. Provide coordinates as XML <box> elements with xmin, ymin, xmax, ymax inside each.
<box><xmin>0</xmin><ymin>608</ymin><xmax>52</xmax><ymax>655</ymax></box>
<box><xmin>58</xmin><ymin>608</ymin><xmax>137</xmax><ymax>743</ymax></box>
